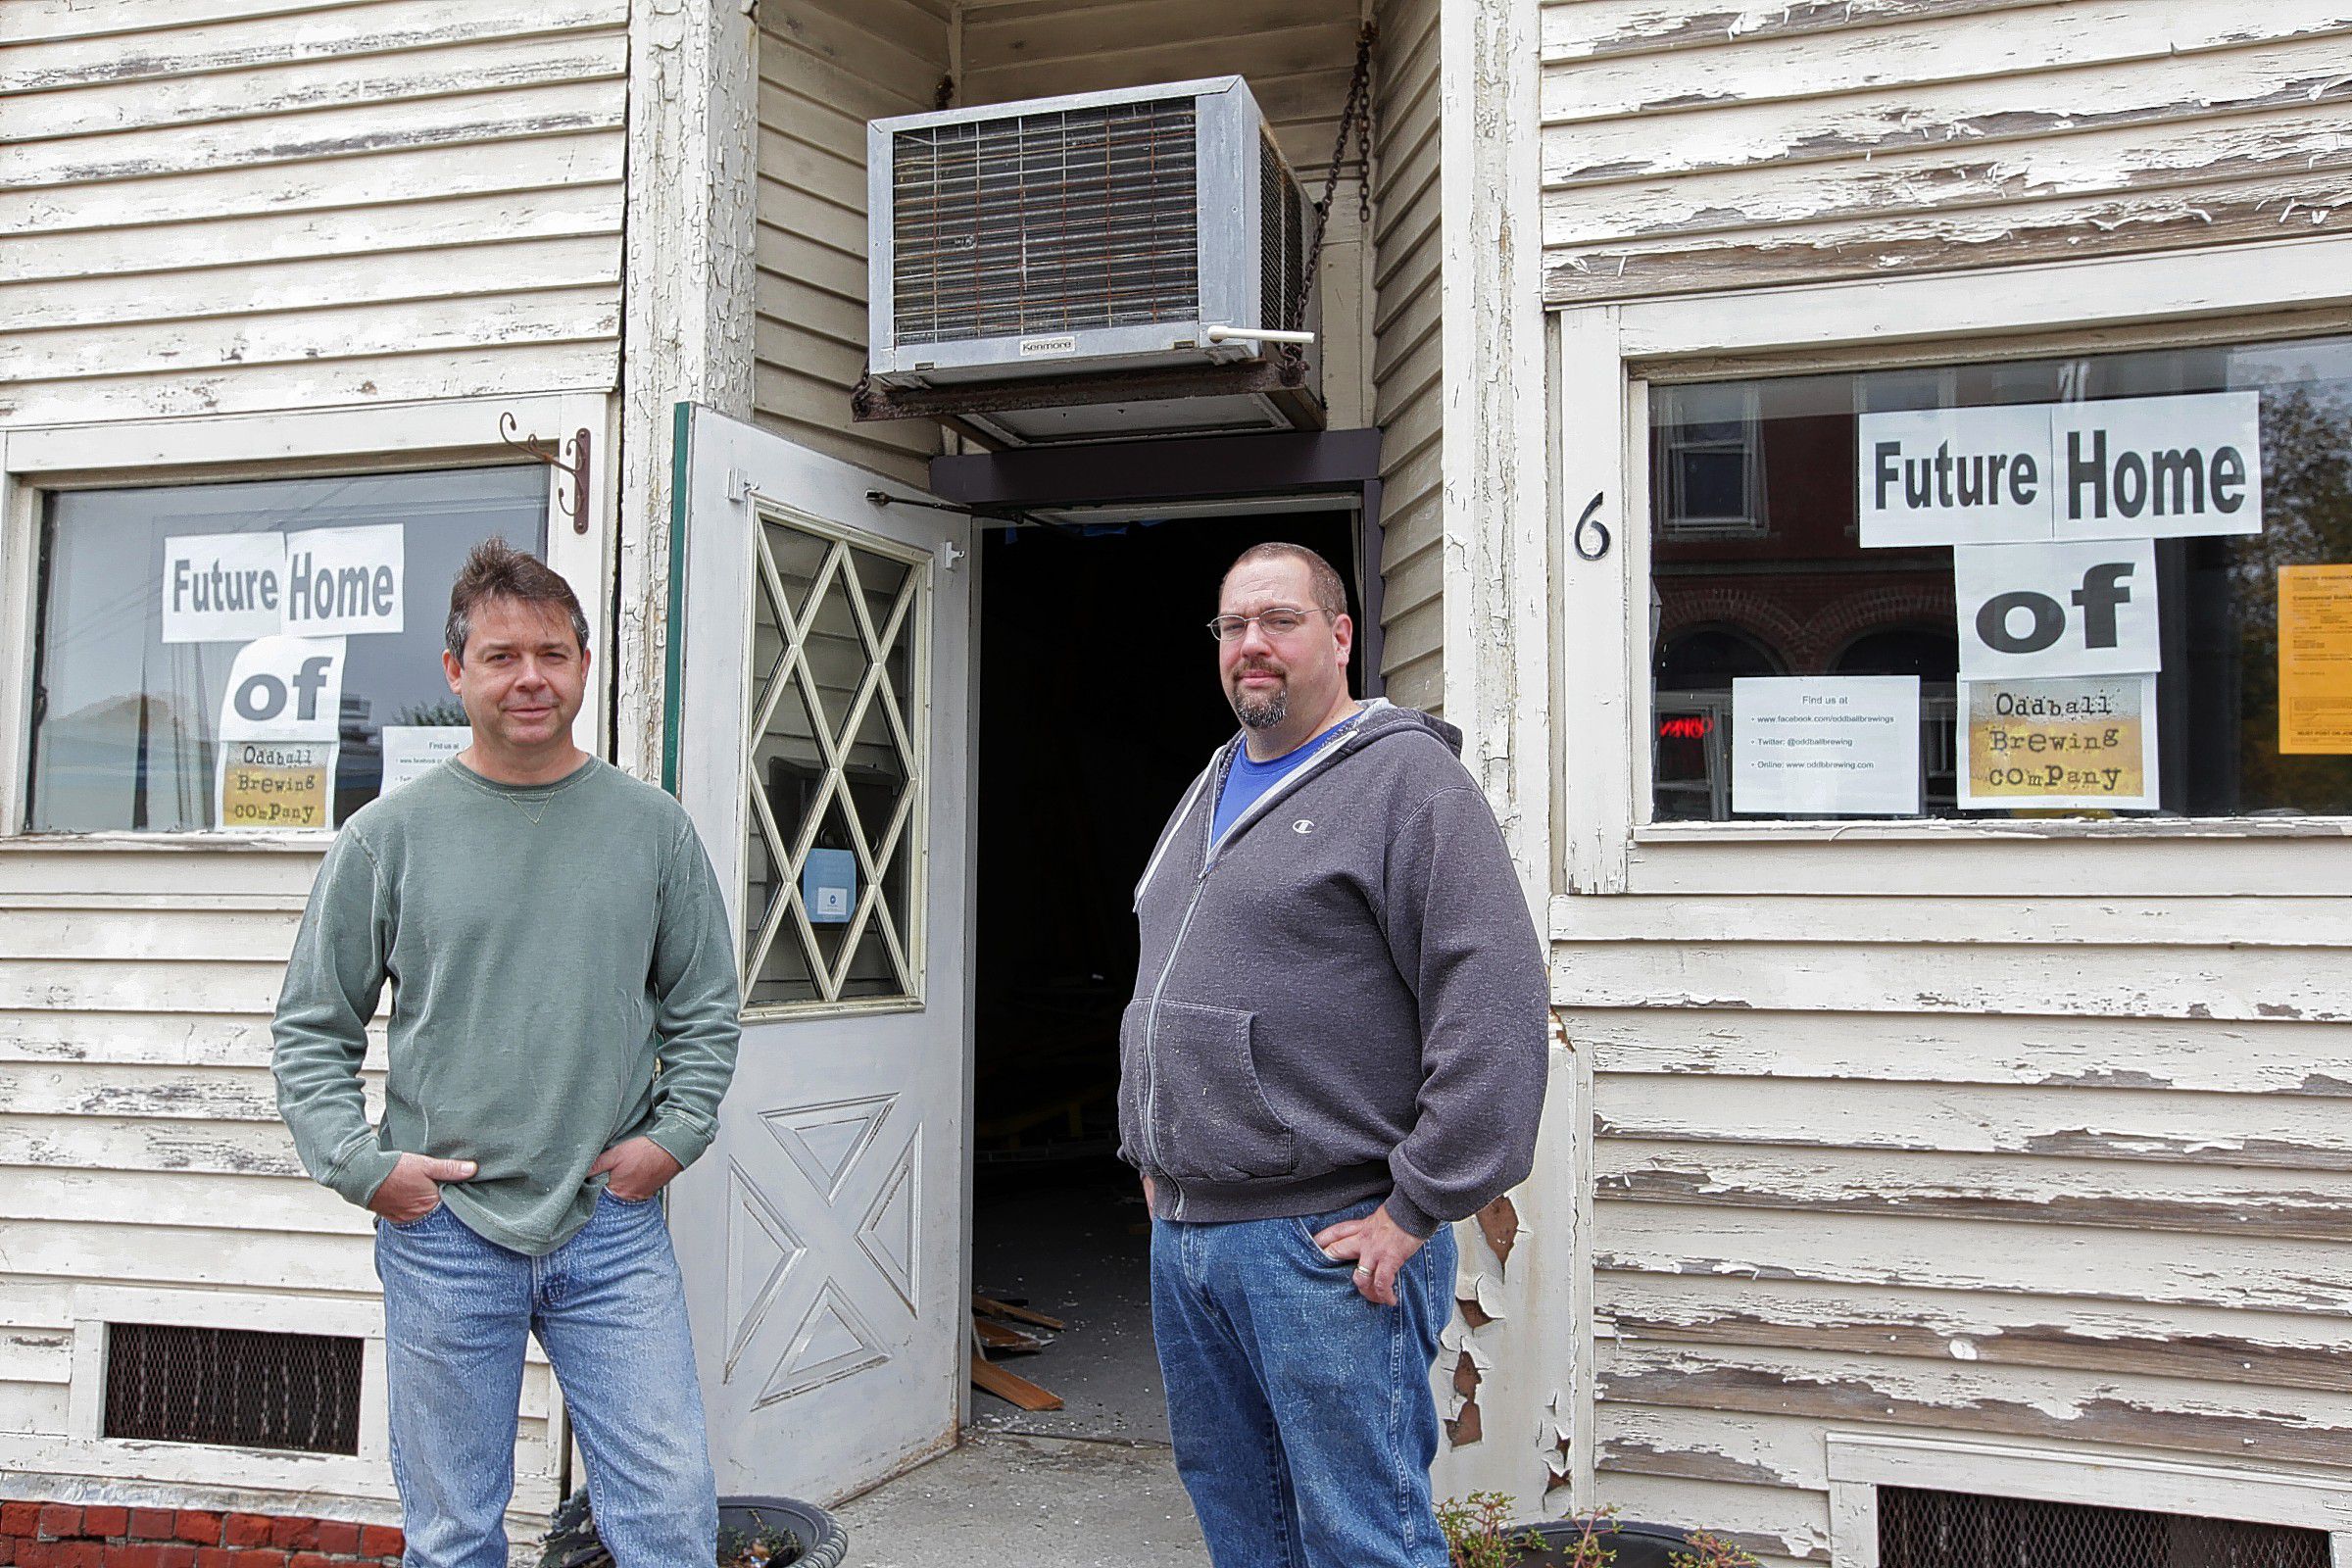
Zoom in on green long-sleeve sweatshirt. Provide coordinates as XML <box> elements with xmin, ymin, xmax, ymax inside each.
<box><xmin>270</xmin><ymin>757</ymin><xmax>741</xmax><ymax>1255</ymax></box>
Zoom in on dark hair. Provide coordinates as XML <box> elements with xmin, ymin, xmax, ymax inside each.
<box><xmin>1223</xmin><ymin>542</ymin><xmax>1349</xmax><ymax>619</ymax></box>
<box><xmin>445</xmin><ymin>538</ymin><xmax>590</xmax><ymax>660</ymax></box>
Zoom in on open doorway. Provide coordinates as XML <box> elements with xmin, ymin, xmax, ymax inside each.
<box><xmin>967</xmin><ymin>507</ymin><xmax>1364</xmax><ymax>1442</ymax></box>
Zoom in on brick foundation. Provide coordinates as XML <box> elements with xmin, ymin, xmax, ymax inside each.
<box><xmin>0</xmin><ymin>1505</ymin><xmax>402</xmax><ymax>1568</ymax></box>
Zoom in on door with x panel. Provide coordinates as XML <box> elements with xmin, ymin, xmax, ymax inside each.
<box><xmin>666</xmin><ymin>406</ymin><xmax>971</xmax><ymax>1505</ymax></box>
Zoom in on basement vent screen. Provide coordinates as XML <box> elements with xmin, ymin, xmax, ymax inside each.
<box><xmin>104</xmin><ymin>1323</ymin><xmax>363</xmax><ymax>1454</ymax></box>
<box><xmin>1879</xmin><ymin>1486</ymin><xmax>2329</xmax><ymax>1568</ymax></box>
<box><xmin>890</xmin><ymin>99</ymin><xmax>1201</xmax><ymax>344</ymax></box>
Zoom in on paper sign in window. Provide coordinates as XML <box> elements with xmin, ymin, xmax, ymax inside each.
<box><xmin>163</xmin><ymin>532</ymin><xmax>287</xmax><ymax>645</ymax></box>
<box><xmin>1958</xmin><ymin>674</ymin><xmax>2158</xmax><ymax>810</ymax></box>
<box><xmin>381</xmin><ymin>725</ymin><xmax>472</xmax><ymax>790</ymax></box>
<box><xmin>2279</xmin><ymin>564</ymin><xmax>2352</xmax><ymax>755</ymax></box>
<box><xmin>160</xmin><ymin>525</ymin><xmax>405</xmax><ymax>644</ymax></box>
<box><xmin>1860</xmin><ymin>391</ymin><xmax>2262</xmax><ymax>548</ymax></box>
<box><xmin>283</xmin><ymin>524</ymin><xmax>404</xmax><ymax>638</ymax></box>
<box><xmin>1952</xmin><ymin>539</ymin><xmax>2160</xmax><ymax>681</ymax></box>
<box><xmin>802</xmin><ymin>848</ymin><xmax>858</xmax><ymax>925</ymax></box>
<box><xmin>1731</xmin><ymin>676</ymin><xmax>1920</xmax><ymax>816</ymax></box>
<box><xmin>217</xmin><ymin>636</ymin><xmax>347</xmax><ymax>742</ymax></box>
<box><xmin>216</xmin><ymin>739</ymin><xmax>337</xmax><ymax>830</ymax></box>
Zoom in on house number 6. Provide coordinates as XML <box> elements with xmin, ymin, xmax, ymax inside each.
<box><xmin>1574</xmin><ymin>493</ymin><xmax>1611</xmax><ymax>561</ymax></box>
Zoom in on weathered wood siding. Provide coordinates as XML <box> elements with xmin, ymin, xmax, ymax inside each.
<box><xmin>1556</xmin><ymin>891</ymin><xmax>2352</xmax><ymax>1566</ymax></box>
<box><xmin>751</xmin><ymin>0</ymin><xmax>952</xmax><ymax>484</ymax></box>
<box><xmin>0</xmin><ymin>0</ymin><xmax>623</xmax><ymax>1512</ymax></box>
<box><xmin>0</xmin><ymin>848</ymin><xmax>561</xmax><ymax>1516</ymax></box>
<box><xmin>1371</xmin><ymin>0</ymin><xmax>1445</xmax><ymax>710</ymax></box>
<box><xmin>0</xmin><ymin>0</ymin><xmax>632</xmax><ymax>425</ymax></box>
<box><xmin>1537</xmin><ymin>1</ymin><xmax>2352</xmax><ymax>302</ymax></box>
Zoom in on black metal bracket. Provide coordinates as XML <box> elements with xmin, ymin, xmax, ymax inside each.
<box><xmin>863</xmin><ymin>489</ymin><xmax>1076</xmax><ymax>538</ymax></box>
<box><xmin>499</xmin><ymin>413</ymin><xmax>592</xmax><ymax>533</ymax></box>
<box><xmin>863</xmin><ymin>491</ymin><xmax>973</xmax><ymax>516</ymax></box>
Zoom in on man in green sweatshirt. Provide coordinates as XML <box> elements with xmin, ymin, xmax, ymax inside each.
<box><xmin>272</xmin><ymin>541</ymin><xmax>741</xmax><ymax>1568</ymax></box>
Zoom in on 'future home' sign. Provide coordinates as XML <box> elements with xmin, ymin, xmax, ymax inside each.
<box><xmin>1858</xmin><ymin>391</ymin><xmax>2263</xmax><ymax>549</ymax></box>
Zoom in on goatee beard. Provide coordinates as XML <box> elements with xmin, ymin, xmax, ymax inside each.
<box><xmin>1234</xmin><ymin>685</ymin><xmax>1289</xmax><ymax>730</ymax></box>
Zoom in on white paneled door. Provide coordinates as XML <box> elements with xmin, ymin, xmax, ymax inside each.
<box><xmin>666</xmin><ymin>405</ymin><xmax>971</xmax><ymax>1505</ymax></box>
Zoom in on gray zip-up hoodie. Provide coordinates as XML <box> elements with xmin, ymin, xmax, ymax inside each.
<box><xmin>1117</xmin><ymin>700</ymin><xmax>1548</xmax><ymax>1236</ymax></box>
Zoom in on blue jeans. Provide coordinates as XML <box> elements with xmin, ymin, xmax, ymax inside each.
<box><xmin>375</xmin><ymin>1190</ymin><xmax>717</xmax><ymax>1568</ymax></box>
<box><xmin>1151</xmin><ymin>1198</ymin><xmax>1458</xmax><ymax>1568</ymax></box>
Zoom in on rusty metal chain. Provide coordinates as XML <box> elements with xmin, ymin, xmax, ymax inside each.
<box><xmin>1291</xmin><ymin>22</ymin><xmax>1378</xmax><ymax>334</ymax></box>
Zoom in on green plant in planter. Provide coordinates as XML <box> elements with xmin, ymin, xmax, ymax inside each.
<box><xmin>1665</xmin><ymin>1531</ymin><xmax>1759</xmax><ymax>1568</ymax></box>
<box><xmin>1549</xmin><ymin>1509</ymin><xmax>1621</xmax><ymax>1568</ymax></box>
<box><xmin>536</xmin><ymin>1491</ymin><xmax>803</xmax><ymax>1568</ymax></box>
<box><xmin>1440</xmin><ymin>1491</ymin><xmax>1548</xmax><ymax>1568</ymax></box>
<box><xmin>1440</xmin><ymin>1494</ymin><xmax>1763</xmax><ymax>1568</ymax></box>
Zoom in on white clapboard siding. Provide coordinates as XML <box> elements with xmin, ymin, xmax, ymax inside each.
<box><xmin>1571</xmin><ymin>873</ymin><xmax>2352</xmax><ymax>1540</ymax></box>
<box><xmin>1370</xmin><ymin>0</ymin><xmax>1444</xmax><ymax>710</ymax></box>
<box><xmin>1565</xmin><ymin>1006</ymin><xmax>2352</xmax><ymax>1097</ymax></box>
<box><xmin>0</xmin><ymin>0</ymin><xmax>630</xmax><ymax>425</ymax></box>
<box><xmin>751</xmin><ymin>0</ymin><xmax>952</xmax><ymax>483</ymax></box>
<box><xmin>1536</xmin><ymin>1</ymin><xmax>2352</xmax><ymax>301</ymax></box>
<box><xmin>1600</xmin><ymin>1341</ymin><xmax>2352</xmax><ymax>1470</ymax></box>
<box><xmin>0</xmin><ymin>843</ymin><xmax>552</xmax><ymax>1516</ymax></box>
<box><xmin>1598</xmin><ymin>1273</ymin><xmax>2352</xmax><ymax>1393</ymax></box>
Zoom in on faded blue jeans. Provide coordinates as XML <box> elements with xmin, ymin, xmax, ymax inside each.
<box><xmin>1151</xmin><ymin>1197</ymin><xmax>1457</xmax><ymax>1568</ymax></box>
<box><xmin>375</xmin><ymin>1190</ymin><xmax>717</xmax><ymax>1568</ymax></box>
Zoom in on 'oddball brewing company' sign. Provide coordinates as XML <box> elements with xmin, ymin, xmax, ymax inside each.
<box><xmin>1858</xmin><ymin>391</ymin><xmax>2262</xmax><ymax>548</ymax></box>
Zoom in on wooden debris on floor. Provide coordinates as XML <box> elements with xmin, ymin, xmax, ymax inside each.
<box><xmin>973</xmin><ymin>1293</ymin><xmax>1066</xmax><ymax>1331</ymax></box>
<box><xmin>974</xmin><ymin>1317</ymin><xmax>1045</xmax><ymax>1353</ymax></box>
<box><xmin>970</xmin><ymin>1349</ymin><xmax>1064</xmax><ymax>1411</ymax></box>
<box><xmin>968</xmin><ymin>1292</ymin><xmax>1067</xmax><ymax>1408</ymax></box>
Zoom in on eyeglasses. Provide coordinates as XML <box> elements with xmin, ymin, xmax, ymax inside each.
<box><xmin>1207</xmin><ymin>607</ymin><xmax>1331</xmax><ymax>643</ymax></box>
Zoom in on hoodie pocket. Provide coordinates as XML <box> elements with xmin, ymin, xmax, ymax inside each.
<box><xmin>1137</xmin><ymin>1000</ymin><xmax>1297</xmax><ymax>1182</ymax></box>
<box><xmin>1116</xmin><ymin>1002</ymin><xmax>1147</xmax><ymax>1163</ymax></box>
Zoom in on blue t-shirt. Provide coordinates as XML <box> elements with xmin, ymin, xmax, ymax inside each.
<box><xmin>1210</xmin><ymin>713</ymin><xmax>1361</xmax><ymax>845</ymax></box>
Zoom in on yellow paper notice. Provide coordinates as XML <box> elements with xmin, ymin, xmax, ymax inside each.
<box><xmin>2279</xmin><ymin>564</ymin><xmax>2352</xmax><ymax>755</ymax></box>
<box><xmin>217</xmin><ymin>740</ymin><xmax>334</xmax><ymax>829</ymax></box>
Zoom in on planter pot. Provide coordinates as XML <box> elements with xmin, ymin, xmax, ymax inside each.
<box><xmin>720</xmin><ymin>1495</ymin><xmax>849</xmax><ymax>1568</ymax></box>
<box><xmin>1514</xmin><ymin>1517</ymin><xmax>1722</xmax><ymax>1568</ymax></box>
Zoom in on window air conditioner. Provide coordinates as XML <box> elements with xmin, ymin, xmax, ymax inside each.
<box><xmin>865</xmin><ymin>76</ymin><xmax>1318</xmax><ymax>444</ymax></box>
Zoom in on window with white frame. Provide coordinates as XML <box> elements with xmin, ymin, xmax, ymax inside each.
<box><xmin>24</xmin><ymin>466</ymin><xmax>548</xmax><ymax>833</ymax></box>
<box><xmin>1654</xmin><ymin>381</ymin><xmax>1768</xmax><ymax>539</ymax></box>
<box><xmin>1647</xmin><ymin>331</ymin><xmax>2352</xmax><ymax>822</ymax></box>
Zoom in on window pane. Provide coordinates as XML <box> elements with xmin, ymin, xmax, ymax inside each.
<box><xmin>27</xmin><ymin>468</ymin><xmax>548</xmax><ymax>832</ymax></box>
<box><xmin>1649</xmin><ymin>332</ymin><xmax>2352</xmax><ymax>822</ymax></box>
<box><xmin>740</xmin><ymin>514</ymin><xmax>924</xmax><ymax>1010</ymax></box>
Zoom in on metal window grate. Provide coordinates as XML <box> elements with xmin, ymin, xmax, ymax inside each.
<box><xmin>1880</xmin><ymin>1487</ymin><xmax>2329</xmax><ymax>1568</ymax></box>
<box><xmin>890</xmin><ymin>101</ymin><xmax>1200</xmax><ymax>345</ymax></box>
<box><xmin>104</xmin><ymin>1323</ymin><xmax>363</xmax><ymax>1454</ymax></box>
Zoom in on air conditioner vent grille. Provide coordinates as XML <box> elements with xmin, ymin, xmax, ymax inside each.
<box><xmin>891</xmin><ymin>101</ymin><xmax>1200</xmax><ymax>346</ymax></box>
<box><xmin>1259</xmin><ymin>133</ymin><xmax>1305</xmax><ymax>331</ymax></box>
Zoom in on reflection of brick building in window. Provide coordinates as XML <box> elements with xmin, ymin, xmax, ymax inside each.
<box><xmin>1652</xmin><ymin>399</ymin><xmax>1962</xmax><ymax>815</ymax></box>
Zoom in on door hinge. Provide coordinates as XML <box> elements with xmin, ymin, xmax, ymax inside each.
<box><xmin>935</xmin><ymin>540</ymin><xmax>966</xmax><ymax>571</ymax></box>
<box><xmin>726</xmin><ymin>467</ymin><xmax>754</xmax><ymax>504</ymax></box>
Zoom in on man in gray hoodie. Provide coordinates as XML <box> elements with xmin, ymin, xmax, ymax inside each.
<box><xmin>1119</xmin><ymin>542</ymin><xmax>1548</xmax><ymax>1568</ymax></box>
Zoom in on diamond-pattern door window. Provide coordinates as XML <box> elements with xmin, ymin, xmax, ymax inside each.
<box><xmin>742</xmin><ymin>512</ymin><xmax>925</xmax><ymax>1009</ymax></box>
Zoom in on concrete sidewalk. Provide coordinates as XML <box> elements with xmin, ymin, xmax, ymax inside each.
<box><xmin>832</xmin><ymin>1431</ymin><xmax>1209</xmax><ymax>1568</ymax></box>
